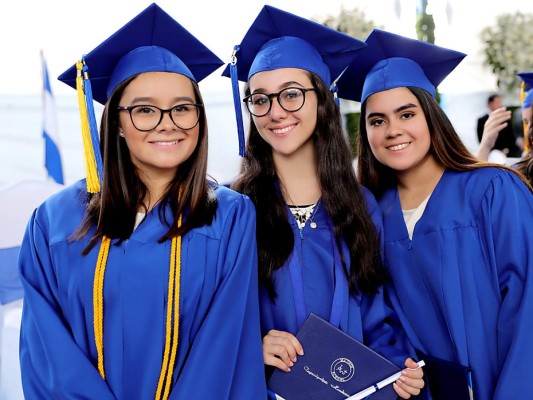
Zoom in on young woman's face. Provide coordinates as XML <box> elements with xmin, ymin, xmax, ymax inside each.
<box><xmin>247</xmin><ymin>68</ymin><xmax>318</xmax><ymax>158</ymax></box>
<box><xmin>365</xmin><ymin>87</ymin><xmax>433</xmax><ymax>175</ymax></box>
<box><xmin>117</xmin><ymin>71</ymin><xmax>200</xmax><ymax>179</ymax></box>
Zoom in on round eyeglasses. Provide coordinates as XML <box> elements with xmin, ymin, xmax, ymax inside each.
<box><xmin>242</xmin><ymin>87</ymin><xmax>315</xmax><ymax>117</ymax></box>
<box><xmin>117</xmin><ymin>104</ymin><xmax>203</xmax><ymax>131</ymax></box>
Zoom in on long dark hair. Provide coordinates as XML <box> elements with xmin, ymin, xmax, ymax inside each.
<box><xmin>75</xmin><ymin>74</ymin><xmax>217</xmax><ymax>252</ymax></box>
<box><xmin>358</xmin><ymin>87</ymin><xmax>533</xmax><ymax>196</ymax></box>
<box><xmin>232</xmin><ymin>71</ymin><xmax>386</xmax><ymax>298</ymax></box>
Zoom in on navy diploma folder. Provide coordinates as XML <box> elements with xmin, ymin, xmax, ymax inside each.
<box><xmin>268</xmin><ymin>314</ymin><xmax>401</xmax><ymax>400</ymax></box>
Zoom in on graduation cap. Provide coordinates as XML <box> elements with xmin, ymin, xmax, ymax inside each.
<box><xmin>58</xmin><ymin>3</ymin><xmax>223</xmax><ymax>193</ymax></box>
<box><xmin>221</xmin><ymin>5</ymin><xmax>366</xmax><ymax>156</ymax></box>
<box><xmin>336</xmin><ymin>29</ymin><xmax>466</xmax><ymax>103</ymax></box>
<box><xmin>517</xmin><ymin>72</ymin><xmax>533</xmax><ymax>109</ymax></box>
<box><xmin>59</xmin><ymin>3</ymin><xmax>223</xmax><ymax>104</ymax></box>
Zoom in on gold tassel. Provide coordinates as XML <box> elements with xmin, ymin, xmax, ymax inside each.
<box><xmin>521</xmin><ymin>82</ymin><xmax>530</xmax><ymax>154</ymax></box>
<box><xmin>75</xmin><ymin>61</ymin><xmax>101</xmax><ymax>193</ymax></box>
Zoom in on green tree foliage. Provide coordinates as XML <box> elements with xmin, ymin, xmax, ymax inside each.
<box><xmin>416</xmin><ymin>12</ymin><xmax>435</xmax><ymax>44</ymax></box>
<box><xmin>416</xmin><ymin>2</ymin><xmax>440</xmax><ymax>102</ymax></box>
<box><xmin>316</xmin><ymin>7</ymin><xmax>382</xmax><ymax>41</ymax></box>
<box><xmin>481</xmin><ymin>12</ymin><xmax>533</xmax><ymax>92</ymax></box>
<box><xmin>345</xmin><ymin>112</ymin><xmax>361</xmax><ymax>156</ymax></box>
<box><xmin>316</xmin><ymin>8</ymin><xmax>381</xmax><ymax>157</ymax></box>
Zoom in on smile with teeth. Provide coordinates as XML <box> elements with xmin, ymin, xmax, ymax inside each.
<box><xmin>387</xmin><ymin>142</ymin><xmax>410</xmax><ymax>151</ymax></box>
<box><xmin>271</xmin><ymin>124</ymin><xmax>295</xmax><ymax>135</ymax></box>
<box><xmin>151</xmin><ymin>139</ymin><xmax>182</xmax><ymax>146</ymax></box>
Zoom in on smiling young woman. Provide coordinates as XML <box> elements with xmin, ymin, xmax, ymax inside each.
<box><xmin>116</xmin><ymin>72</ymin><xmax>201</xmax><ymax>194</ymax></box>
<box><xmin>17</xmin><ymin>4</ymin><xmax>266</xmax><ymax>399</ymax></box>
<box><xmin>224</xmin><ymin>6</ymin><xmax>425</xmax><ymax>400</ymax></box>
<box><xmin>338</xmin><ymin>28</ymin><xmax>533</xmax><ymax>400</ymax></box>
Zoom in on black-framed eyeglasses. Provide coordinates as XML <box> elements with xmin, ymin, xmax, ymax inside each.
<box><xmin>242</xmin><ymin>87</ymin><xmax>315</xmax><ymax>117</ymax></box>
<box><xmin>117</xmin><ymin>104</ymin><xmax>203</xmax><ymax>131</ymax></box>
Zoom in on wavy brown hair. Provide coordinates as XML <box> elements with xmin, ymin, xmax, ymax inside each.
<box><xmin>357</xmin><ymin>87</ymin><xmax>532</xmax><ymax>196</ymax></box>
<box><xmin>75</xmin><ymin>74</ymin><xmax>217</xmax><ymax>252</ymax></box>
<box><xmin>232</xmin><ymin>71</ymin><xmax>386</xmax><ymax>299</ymax></box>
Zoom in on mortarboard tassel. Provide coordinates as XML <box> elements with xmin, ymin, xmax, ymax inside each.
<box><xmin>520</xmin><ymin>82</ymin><xmax>530</xmax><ymax>154</ymax></box>
<box><xmin>75</xmin><ymin>60</ymin><xmax>103</xmax><ymax>193</ymax></box>
<box><xmin>331</xmin><ymin>82</ymin><xmax>340</xmax><ymax>107</ymax></box>
<box><xmin>82</xmin><ymin>58</ymin><xmax>104</xmax><ymax>182</ymax></box>
<box><xmin>229</xmin><ymin>46</ymin><xmax>246</xmax><ymax>157</ymax></box>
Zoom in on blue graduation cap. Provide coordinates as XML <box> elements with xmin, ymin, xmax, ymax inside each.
<box><xmin>57</xmin><ymin>3</ymin><xmax>223</xmax><ymax>193</ymax></box>
<box><xmin>59</xmin><ymin>2</ymin><xmax>223</xmax><ymax>104</ymax></box>
<box><xmin>221</xmin><ymin>5</ymin><xmax>366</xmax><ymax>156</ymax></box>
<box><xmin>336</xmin><ymin>29</ymin><xmax>466</xmax><ymax>103</ymax></box>
<box><xmin>517</xmin><ymin>72</ymin><xmax>533</xmax><ymax>109</ymax></box>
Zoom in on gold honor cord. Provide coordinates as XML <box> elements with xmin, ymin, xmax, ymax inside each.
<box><xmin>93</xmin><ymin>235</ymin><xmax>111</xmax><ymax>379</ymax></box>
<box><xmin>156</xmin><ymin>213</ymin><xmax>183</xmax><ymax>400</ymax></box>
<box><xmin>93</xmin><ymin>208</ymin><xmax>183</xmax><ymax>400</ymax></box>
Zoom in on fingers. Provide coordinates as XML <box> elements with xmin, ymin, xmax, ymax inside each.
<box><xmin>393</xmin><ymin>381</ymin><xmax>412</xmax><ymax>399</ymax></box>
<box><xmin>481</xmin><ymin>109</ymin><xmax>511</xmax><ymax>151</ymax></box>
<box><xmin>403</xmin><ymin>357</ymin><xmax>420</xmax><ymax>369</ymax></box>
<box><xmin>486</xmin><ymin>119</ymin><xmax>508</xmax><ymax>131</ymax></box>
<box><xmin>393</xmin><ymin>358</ymin><xmax>425</xmax><ymax>399</ymax></box>
<box><xmin>394</xmin><ymin>374</ymin><xmax>425</xmax><ymax>399</ymax></box>
<box><xmin>490</xmin><ymin>107</ymin><xmax>511</xmax><ymax>120</ymax></box>
<box><xmin>476</xmin><ymin>106</ymin><xmax>513</xmax><ymax>160</ymax></box>
<box><xmin>263</xmin><ymin>350</ymin><xmax>293</xmax><ymax>372</ymax></box>
<box><xmin>262</xmin><ymin>330</ymin><xmax>304</xmax><ymax>372</ymax></box>
<box><xmin>486</xmin><ymin>107</ymin><xmax>512</xmax><ymax>127</ymax></box>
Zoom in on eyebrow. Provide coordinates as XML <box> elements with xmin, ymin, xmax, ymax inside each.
<box><xmin>251</xmin><ymin>81</ymin><xmax>305</xmax><ymax>94</ymax></box>
<box><xmin>130</xmin><ymin>96</ymin><xmax>195</xmax><ymax>104</ymax></box>
<box><xmin>366</xmin><ymin>102</ymin><xmax>418</xmax><ymax>119</ymax></box>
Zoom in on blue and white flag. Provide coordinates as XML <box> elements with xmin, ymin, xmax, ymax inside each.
<box><xmin>41</xmin><ymin>51</ymin><xmax>64</xmax><ymax>184</ymax></box>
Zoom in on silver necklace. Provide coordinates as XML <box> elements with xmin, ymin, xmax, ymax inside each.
<box><xmin>309</xmin><ymin>203</ymin><xmax>319</xmax><ymax>229</ymax></box>
<box><xmin>309</xmin><ymin>206</ymin><xmax>320</xmax><ymax>229</ymax></box>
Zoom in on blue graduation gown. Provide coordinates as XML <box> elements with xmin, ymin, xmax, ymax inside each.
<box><xmin>259</xmin><ymin>187</ymin><xmax>413</xmax><ymax>368</ymax></box>
<box><xmin>380</xmin><ymin>168</ymin><xmax>533</xmax><ymax>400</ymax></box>
<box><xmin>18</xmin><ymin>180</ymin><xmax>267</xmax><ymax>400</ymax></box>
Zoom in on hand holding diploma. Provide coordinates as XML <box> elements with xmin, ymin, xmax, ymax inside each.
<box><xmin>347</xmin><ymin>359</ymin><xmax>425</xmax><ymax>400</ymax></box>
<box><xmin>263</xmin><ymin>329</ymin><xmax>304</xmax><ymax>372</ymax></box>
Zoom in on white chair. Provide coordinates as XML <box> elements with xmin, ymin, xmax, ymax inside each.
<box><xmin>0</xmin><ymin>300</ymin><xmax>23</xmax><ymax>400</ymax></box>
<box><xmin>0</xmin><ymin>180</ymin><xmax>63</xmax><ymax>400</ymax></box>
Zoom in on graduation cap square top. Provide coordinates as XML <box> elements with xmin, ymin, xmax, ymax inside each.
<box><xmin>58</xmin><ymin>2</ymin><xmax>223</xmax><ymax>105</ymax></box>
<box><xmin>336</xmin><ymin>29</ymin><xmax>467</xmax><ymax>103</ymax></box>
<box><xmin>221</xmin><ymin>5</ymin><xmax>366</xmax><ymax>87</ymax></box>
<box><xmin>517</xmin><ymin>72</ymin><xmax>533</xmax><ymax>109</ymax></box>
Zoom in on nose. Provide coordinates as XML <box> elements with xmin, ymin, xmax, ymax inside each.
<box><xmin>269</xmin><ymin>97</ymin><xmax>288</xmax><ymax>120</ymax></box>
<box><xmin>385</xmin><ymin>120</ymin><xmax>402</xmax><ymax>138</ymax></box>
<box><xmin>157</xmin><ymin>110</ymin><xmax>175</xmax><ymax>131</ymax></box>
